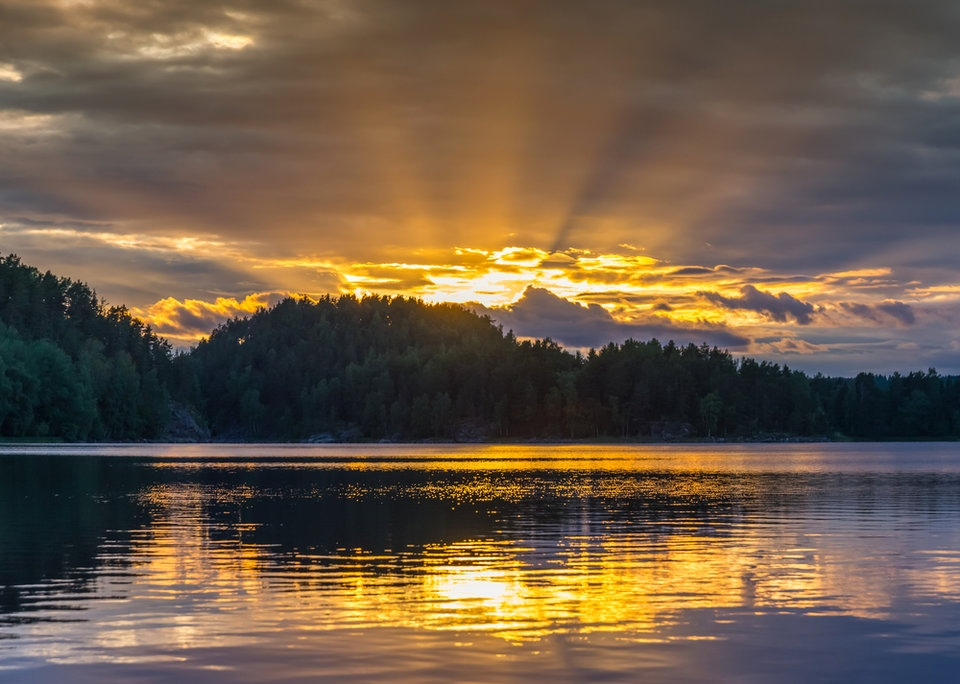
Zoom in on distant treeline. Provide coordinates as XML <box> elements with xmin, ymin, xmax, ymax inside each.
<box><xmin>2</xmin><ymin>254</ymin><xmax>960</xmax><ymax>442</ymax></box>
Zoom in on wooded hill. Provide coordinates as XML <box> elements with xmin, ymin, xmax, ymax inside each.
<box><xmin>2</xmin><ymin>254</ymin><xmax>959</xmax><ymax>442</ymax></box>
<box><xmin>0</xmin><ymin>255</ymin><xmax>171</xmax><ymax>440</ymax></box>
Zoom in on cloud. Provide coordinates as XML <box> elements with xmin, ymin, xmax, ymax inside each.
<box><xmin>671</xmin><ymin>267</ymin><xmax>715</xmax><ymax>276</ymax></box>
<box><xmin>700</xmin><ymin>285</ymin><xmax>817</xmax><ymax>324</ymax></box>
<box><xmin>876</xmin><ymin>301</ymin><xmax>917</xmax><ymax>326</ymax></box>
<box><xmin>538</xmin><ymin>252</ymin><xmax>579</xmax><ymax>269</ymax></box>
<box><xmin>753</xmin><ymin>338</ymin><xmax>831</xmax><ymax>355</ymax></box>
<box><xmin>474</xmin><ymin>286</ymin><xmax>749</xmax><ymax>350</ymax></box>
<box><xmin>0</xmin><ymin>220</ymin><xmax>274</xmax><ymax>305</ymax></box>
<box><xmin>0</xmin><ymin>0</ymin><xmax>959</xmax><ymax>269</ymax></box>
<box><xmin>1</xmin><ymin>1</ymin><xmax>959</xmax><ymax>374</ymax></box>
<box><xmin>840</xmin><ymin>301</ymin><xmax>916</xmax><ymax>326</ymax></box>
<box><xmin>132</xmin><ymin>292</ymin><xmax>287</xmax><ymax>345</ymax></box>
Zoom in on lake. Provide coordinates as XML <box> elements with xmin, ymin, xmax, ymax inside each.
<box><xmin>2</xmin><ymin>443</ymin><xmax>960</xmax><ymax>682</ymax></box>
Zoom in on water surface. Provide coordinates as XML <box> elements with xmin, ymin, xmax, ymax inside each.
<box><xmin>2</xmin><ymin>443</ymin><xmax>960</xmax><ymax>682</ymax></box>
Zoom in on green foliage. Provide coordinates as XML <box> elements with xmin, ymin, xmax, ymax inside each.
<box><xmin>188</xmin><ymin>294</ymin><xmax>531</xmax><ymax>440</ymax></box>
<box><xmin>0</xmin><ymin>254</ymin><xmax>171</xmax><ymax>440</ymax></box>
<box><xmin>186</xmin><ymin>294</ymin><xmax>960</xmax><ymax>442</ymax></box>
<box><xmin>4</xmin><ymin>253</ymin><xmax>960</xmax><ymax>442</ymax></box>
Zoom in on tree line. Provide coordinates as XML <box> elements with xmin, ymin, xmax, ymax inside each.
<box><xmin>2</xmin><ymin>254</ymin><xmax>959</xmax><ymax>442</ymax></box>
<box><xmin>0</xmin><ymin>255</ymin><xmax>171</xmax><ymax>440</ymax></box>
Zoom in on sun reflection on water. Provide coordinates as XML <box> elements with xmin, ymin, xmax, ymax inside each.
<box><xmin>3</xmin><ymin>444</ymin><xmax>960</xmax><ymax>675</ymax></box>
<box><xmin>97</xmin><ymin>465</ymin><xmax>960</xmax><ymax>646</ymax></box>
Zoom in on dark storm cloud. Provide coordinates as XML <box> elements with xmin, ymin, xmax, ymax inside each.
<box><xmin>474</xmin><ymin>287</ymin><xmax>749</xmax><ymax>350</ymax></box>
<box><xmin>2</xmin><ymin>0</ymin><xmax>960</xmax><ymax>266</ymax></box>
<box><xmin>701</xmin><ymin>285</ymin><xmax>817</xmax><ymax>324</ymax></box>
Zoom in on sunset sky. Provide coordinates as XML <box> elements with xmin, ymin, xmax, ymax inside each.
<box><xmin>2</xmin><ymin>0</ymin><xmax>959</xmax><ymax>374</ymax></box>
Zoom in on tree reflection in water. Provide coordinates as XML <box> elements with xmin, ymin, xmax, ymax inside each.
<box><xmin>2</xmin><ymin>444</ymin><xmax>960</xmax><ymax>682</ymax></box>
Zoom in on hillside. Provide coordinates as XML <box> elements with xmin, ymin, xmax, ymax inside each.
<box><xmin>2</xmin><ymin>254</ymin><xmax>959</xmax><ymax>442</ymax></box>
<box><xmin>0</xmin><ymin>255</ymin><xmax>171</xmax><ymax>440</ymax></box>
<box><xmin>180</xmin><ymin>294</ymin><xmax>960</xmax><ymax>442</ymax></box>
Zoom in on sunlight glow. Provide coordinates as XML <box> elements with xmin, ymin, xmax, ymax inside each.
<box><xmin>2</xmin><ymin>224</ymin><xmax>252</xmax><ymax>259</ymax></box>
<box><xmin>907</xmin><ymin>284</ymin><xmax>960</xmax><ymax>301</ymax></box>
<box><xmin>0</xmin><ymin>63</ymin><xmax>23</xmax><ymax>82</ymax></box>
<box><xmin>106</xmin><ymin>238</ymin><xmax>944</xmax><ymax>357</ymax></box>
<box><xmin>0</xmin><ymin>111</ymin><xmax>56</xmax><ymax>132</ymax></box>
<box><xmin>104</xmin><ymin>26</ymin><xmax>256</xmax><ymax>61</ymax></box>
<box><xmin>132</xmin><ymin>294</ymin><xmax>282</xmax><ymax>342</ymax></box>
<box><xmin>205</xmin><ymin>32</ymin><xmax>254</xmax><ymax>50</ymax></box>
<box><xmin>0</xmin><ymin>0</ymin><xmax>953</xmax><ymax>380</ymax></box>
<box><xmin>135</xmin><ymin>32</ymin><xmax>253</xmax><ymax>59</ymax></box>
<box><xmin>82</xmin><ymin>476</ymin><xmax>933</xmax><ymax>648</ymax></box>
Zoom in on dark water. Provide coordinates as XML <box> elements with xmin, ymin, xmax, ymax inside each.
<box><xmin>2</xmin><ymin>443</ymin><xmax>960</xmax><ymax>682</ymax></box>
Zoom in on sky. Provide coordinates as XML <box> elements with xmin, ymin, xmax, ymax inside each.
<box><xmin>1</xmin><ymin>0</ymin><xmax>960</xmax><ymax>375</ymax></box>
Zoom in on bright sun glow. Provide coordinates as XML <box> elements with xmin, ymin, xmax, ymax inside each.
<box><xmin>8</xmin><ymin>221</ymin><xmax>935</xmax><ymax>358</ymax></box>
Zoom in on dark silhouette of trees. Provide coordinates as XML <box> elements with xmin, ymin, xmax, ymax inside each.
<box><xmin>2</xmin><ymin>253</ymin><xmax>959</xmax><ymax>442</ymax></box>
<box><xmin>185</xmin><ymin>294</ymin><xmax>538</xmax><ymax>440</ymax></box>
<box><xmin>182</xmin><ymin>294</ymin><xmax>960</xmax><ymax>442</ymax></box>
<box><xmin>0</xmin><ymin>254</ymin><xmax>171</xmax><ymax>440</ymax></box>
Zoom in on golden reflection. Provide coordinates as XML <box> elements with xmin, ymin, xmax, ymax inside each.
<box><xmin>11</xmin><ymin>447</ymin><xmax>959</xmax><ymax>672</ymax></box>
<box><xmin>908</xmin><ymin>550</ymin><xmax>960</xmax><ymax>601</ymax></box>
<box><xmin>74</xmin><ymin>468</ymin><xmax>957</xmax><ymax>649</ymax></box>
<box><xmin>95</xmin><ymin>483</ymin><xmax>271</xmax><ymax>654</ymax></box>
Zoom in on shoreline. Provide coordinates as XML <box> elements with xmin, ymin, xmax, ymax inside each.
<box><xmin>3</xmin><ymin>436</ymin><xmax>958</xmax><ymax>447</ymax></box>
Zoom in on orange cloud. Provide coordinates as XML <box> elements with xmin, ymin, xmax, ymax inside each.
<box><xmin>115</xmin><ymin>241</ymin><xmax>960</xmax><ymax>375</ymax></box>
<box><xmin>133</xmin><ymin>293</ymin><xmax>287</xmax><ymax>345</ymax></box>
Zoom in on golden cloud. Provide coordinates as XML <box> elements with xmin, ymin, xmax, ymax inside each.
<box><xmin>116</xmin><ymin>242</ymin><xmax>951</xmax><ymax>364</ymax></box>
<box><xmin>133</xmin><ymin>293</ymin><xmax>286</xmax><ymax>345</ymax></box>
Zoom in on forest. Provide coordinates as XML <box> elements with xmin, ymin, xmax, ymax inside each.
<box><xmin>2</xmin><ymin>254</ymin><xmax>959</xmax><ymax>442</ymax></box>
<box><xmin>0</xmin><ymin>255</ymin><xmax>171</xmax><ymax>440</ymax></box>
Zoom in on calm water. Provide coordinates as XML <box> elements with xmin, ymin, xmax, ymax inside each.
<box><xmin>2</xmin><ymin>443</ymin><xmax>960</xmax><ymax>682</ymax></box>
